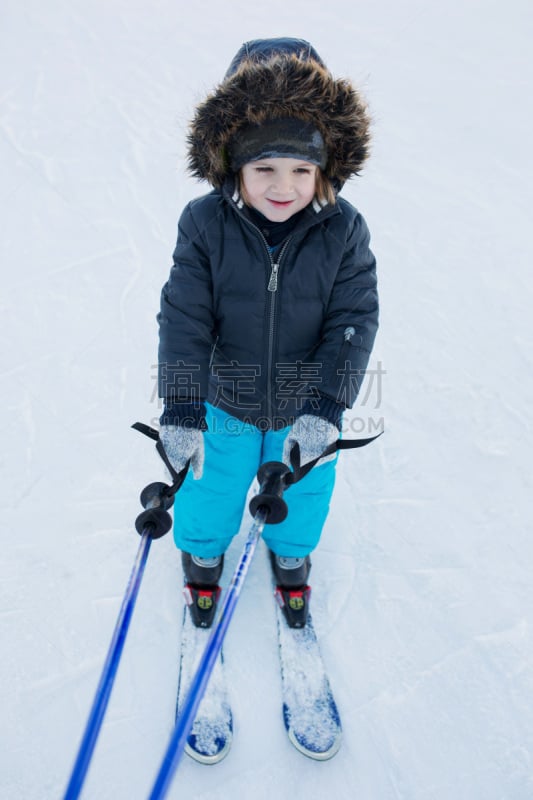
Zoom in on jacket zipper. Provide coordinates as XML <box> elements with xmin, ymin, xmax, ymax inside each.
<box><xmin>235</xmin><ymin>210</ymin><xmax>295</xmax><ymax>421</ymax></box>
<box><xmin>226</xmin><ymin>191</ymin><xmax>342</xmax><ymax>423</ymax></box>
<box><xmin>335</xmin><ymin>325</ymin><xmax>357</xmax><ymax>367</ymax></box>
<box><xmin>264</xmin><ymin>238</ymin><xmax>292</xmax><ymax>420</ymax></box>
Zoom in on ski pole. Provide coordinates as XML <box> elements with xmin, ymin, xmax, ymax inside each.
<box><xmin>63</xmin><ymin>526</ymin><xmax>155</xmax><ymax>800</ymax></box>
<box><xmin>63</xmin><ymin>423</ymin><xmax>188</xmax><ymax>800</ymax></box>
<box><xmin>148</xmin><ymin>461</ymin><xmax>290</xmax><ymax>800</ymax></box>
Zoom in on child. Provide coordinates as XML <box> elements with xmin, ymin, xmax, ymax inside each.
<box><xmin>157</xmin><ymin>38</ymin><xmax>379</xmax><ymax>629</ymax></box>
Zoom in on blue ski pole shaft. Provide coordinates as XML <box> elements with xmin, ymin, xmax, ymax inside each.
<box><xmin>63</xmin><ymin>526</ymin><xmax>154</xmax><ymax>800</ymax></box>
<box><xmin>148</xmin><ymin>508</ymin><xmax>268</xmax><ymax>800</ymax></box>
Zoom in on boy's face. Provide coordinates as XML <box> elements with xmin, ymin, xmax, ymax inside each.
<box><xmin>240</xmin><ymin>158</ymin><xmax>318</xmax><ymax>222</ymax></box>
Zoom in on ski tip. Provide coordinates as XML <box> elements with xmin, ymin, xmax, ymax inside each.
<box><xmin>185</xmin><ymin>731</ymin><xmax>233</xmax><ymax>765</ymax></box>
<box><xmin>287</xmin><ymin>726</ymin><xmax>342</xmax><ymax>761</ymax></box>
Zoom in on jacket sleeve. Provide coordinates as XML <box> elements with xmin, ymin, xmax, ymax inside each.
<box><xmin>308</xmin><ymin>210</ymin><xmax>379</xmax><ymax>415</ymax></box>
<box><xmin>157</xmin><ymin>203</ymin><xmax>215</xmax><ymax>403</ymax></box>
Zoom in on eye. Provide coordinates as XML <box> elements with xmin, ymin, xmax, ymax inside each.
<box><xmin>255</xmin><ymin>166</ymin><xmax>273</xmax><ymax>173</ymax></box>
<box><xmin>294</xmin><ymin>167</ymin><xmax>312</xmax><ymax>175</ymax></box>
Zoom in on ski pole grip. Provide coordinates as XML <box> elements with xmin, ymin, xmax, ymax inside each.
<box><xmin>249</xmin><ymin>461</ymin><xmax>290</xmax><ymax>524</ymax></box>
<box><xmin>135</xmin><ymin>481</ymin><xmax>173</xmax><ymax>538</ymax></box>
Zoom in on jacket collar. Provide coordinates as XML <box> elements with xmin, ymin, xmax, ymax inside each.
<box><xmin>221</xmin><ymin>175</ymin><xmax>339</xmax><ymax>236</ymax></box>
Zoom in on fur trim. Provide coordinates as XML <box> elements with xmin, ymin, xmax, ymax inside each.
<box><xmin>187</xmin><ymin>53</ymin><xmax>371</xmax><ymax>189</ymax></box>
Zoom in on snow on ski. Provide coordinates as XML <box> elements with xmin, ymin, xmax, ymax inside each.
<box><xmin>175</xmin><ymin>607</ymin><xmax>233</xmax><ymax>765</ymax></box>
<box><xmin>275</xmin><ymin>603</ymin><xmax>342</xmax><ymax>760</ymax></box>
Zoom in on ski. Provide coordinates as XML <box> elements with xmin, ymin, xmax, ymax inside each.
<box><xmin>275</xmin><ymin>601</ymin><xmax>342</xmax><ymax>760</ymax></box>
<box><xmin>175</xmin><ymin>606</ymin><xmax>233</xmax><ymax>764</ymax></box>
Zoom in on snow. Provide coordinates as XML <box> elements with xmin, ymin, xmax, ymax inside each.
<box><xmin>276</xmin><ymin>608</ymin><xmax>342</xmax><ymax>759</ymax></box>
<box><xmin>1</xmin><ymin>0</ymin><xmax>533</xmax><ymax>798</ymax></box>
<box><xmin>176</xmin><ymin>608</ymin><xmax>233</xmax><ymax>763</ymax></box>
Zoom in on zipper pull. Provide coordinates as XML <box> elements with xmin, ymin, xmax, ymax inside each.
<box><xmin>268</xmin><ymin>263</ymin><xmax>279</xmax><ymax>292</ymax></box>
<box><xmin>344</xmin><ymin>326</ymin><xmax>356</xmax><ymax>342</ymax></box>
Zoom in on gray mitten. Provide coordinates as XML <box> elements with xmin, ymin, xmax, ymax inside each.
<box><xmin>159</xmin><ymin>424</ymin><xmax>205</xmax><ymax>479</ymax></box>
<box><xmin>282</xmin><ymin>414</ymin><xmax>338</xmax><ymax>468</ymax></box>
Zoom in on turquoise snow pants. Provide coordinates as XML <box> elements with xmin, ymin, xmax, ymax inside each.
<box><xmin>172</xmin><ymin>403</ymin><xmax>338</xmax><ymax>559</ymax></box>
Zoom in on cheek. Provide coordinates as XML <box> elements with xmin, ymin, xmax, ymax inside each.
<box><xmin>303</xmin><ymin>179</ymin><xmax>316</xmax><ymax>200</ymax></box>
<box><xmin>242</xmin><ymin>175</ymin><xmax>262</xmax><ymax>199</ymax></box>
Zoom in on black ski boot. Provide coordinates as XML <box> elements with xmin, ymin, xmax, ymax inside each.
<box><xmin>270</xmin><ymin>551</ymin><xmax>311</xmax><ymax>629</ymax></box>
<box><xmin>182</xmin><ymin>552</ymin><xmax>224</xmax><ymax>628</ymax></box>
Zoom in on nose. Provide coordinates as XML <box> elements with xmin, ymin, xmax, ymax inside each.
<box><xmin>271</xmin><ymin>171</ymin><xmax>293</xmax><ymax>194</ymax></box>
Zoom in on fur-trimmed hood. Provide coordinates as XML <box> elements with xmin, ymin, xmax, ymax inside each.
<box><xmin>187</xmin><ymin>38</ymin><xmax>371</xmax><ymax>190</ymax></box>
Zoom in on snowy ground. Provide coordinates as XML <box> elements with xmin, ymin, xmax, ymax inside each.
<box><xmin>2</xmin><ymin>1</ymin><xmax>533</xmax><ymax>798</ymax></box>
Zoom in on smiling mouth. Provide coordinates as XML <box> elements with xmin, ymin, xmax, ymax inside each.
<box><xmin>267</xmin><ymin>199</ymin><xmax>294</xmax><ymax>207</ymax></box>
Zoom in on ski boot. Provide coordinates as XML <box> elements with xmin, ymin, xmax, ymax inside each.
<box><xmin>182</xmin><ymin>552</ymin><xmax>224</xmax><ymax>628</ymax></box>
<box><xmin>270</xmin><ymin>551</ymin><xmax>311</xmax><ymax>629</ymax></box>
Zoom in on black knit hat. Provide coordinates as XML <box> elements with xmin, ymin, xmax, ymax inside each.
<box><xmin>228</xmin><ymin>117</ymin><xmax>328</xmax><ymax>171</ymax></box>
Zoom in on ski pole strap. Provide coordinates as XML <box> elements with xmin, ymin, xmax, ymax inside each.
<box><xmin>131</xmin><ymin>422</ymin><xmax>190</xmax><ymax>499</ymax></box>
<box><xmin>251</xmin><ymin>431</ymin><xmax>383</xmax><ymax>525</ymax></box>
<box><xmin>132</xmin><ymin>421</ymin><xmax>381</xmax><ymax>510</ymax></box>
<box><xmin>286</xmin><ymin>430</ymin><xmax>383</xmax><ymax>487</ymax></box>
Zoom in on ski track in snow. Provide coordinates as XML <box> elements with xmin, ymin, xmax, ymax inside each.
<box><xmin>2</xmin><ymin>1</ymin><xmax>533</xmax><ymax>799</ymax></box>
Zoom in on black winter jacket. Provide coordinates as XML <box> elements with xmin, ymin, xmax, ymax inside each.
<box><xmin>158</xmin><ymin>180</ymin><xmax>378</xmax><ymax>431</ymax></box>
